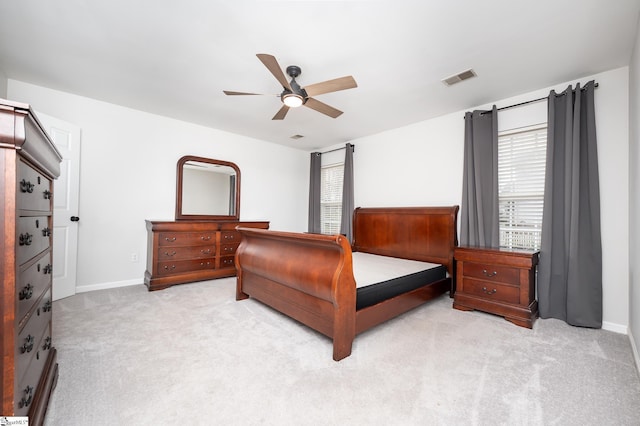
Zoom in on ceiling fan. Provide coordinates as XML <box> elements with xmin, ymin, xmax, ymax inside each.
<box><xmin>223</xmin><ymin>53</ymin><xmax>357</xmax><ymax>120</ymax></box>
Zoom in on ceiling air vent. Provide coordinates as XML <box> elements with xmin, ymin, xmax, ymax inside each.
<box><xmin>442</xmin><ymin>69</ymin><xmax>477</xmax><ymax>86</ymax></box>
<box><xmin>290</xmin><ymin>134</ymin><xmax>304</xmax><ymax>140</ymax></box>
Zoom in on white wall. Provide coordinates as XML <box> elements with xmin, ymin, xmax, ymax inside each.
<box><xmin>7</xmin><ymin>80</ymin><xmax>309</xmax><ymax>292</ymax></box>
<box><xmin>348</xmin><ymin>67</ymin><xmax>630</xmax><ymax>332</ymax></box>
<box><xmin>628</xmin><ymin>14</ymin><xmax>640</xmax><ymax>371</ymax></box>
<box><xmin>0</xmin><ymin>69</ymin><xmax>7</xmax><ymax>98</ymax></box>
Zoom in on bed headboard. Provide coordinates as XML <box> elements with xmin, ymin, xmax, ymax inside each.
<box><xmin>352</xmin><ymin>206</ymin><xmax>459</xmax><ymax>275</ymax></box>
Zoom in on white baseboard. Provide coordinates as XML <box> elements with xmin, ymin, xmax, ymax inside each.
<box><xmin>602</xmin><ymin>320</ymin><xmax>628</xmax><ymax>334</ymax></box>
<box><xmin>630</xmin><ymin>329</ymin><xmax>640</xmax><ymax>376</ymax></box>
<box><xmin>76</xmin><ymin>278</ymin><xmax>142</xmax><ymax>293</ymax></box>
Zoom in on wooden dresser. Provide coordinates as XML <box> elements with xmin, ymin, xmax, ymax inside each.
<box><xmin>453</xmin><ymin>246</ymin><xmax>539</xmax><ymax>328</ymax></box>
<box><xmin>1</xmin><ymin>99</ymin><xmax>62</xmax><ymax>423</ymax></box>
<box><xmin>145</xmin><ymin>220</ymin><xmax>269</xmax><ymax>291</ymax></box>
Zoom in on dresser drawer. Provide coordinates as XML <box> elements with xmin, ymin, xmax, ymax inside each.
<box><xmin>462</xmin><ymin>261</ymin><xmax>520</xmax><ymax>284</ymax></box>
<box><xmin>221</xmin><ymin>230</ymin><xmax>241</xmax><ymax>243</ymax></box>
<box><xmin>17</xmin><ymin>252</ymin><xmax>52</xmax><ymax>326</ymax></box>
<box><xmin>17</xmin><ymin>160</ymin><xmax>53</xmax><ymax>212</ymax></box>
<box><xmin>156</xmin><ymin>244</ymin><xmax>216</xmax><ymax>261</ymax></box>
<box><xmin>220</xmin><ymin>243</ymin><xmax>239</xmax><ymax>257</ymax></box>
<box><xmin>158</xmin><ymin>232</ymin><xmax>216</xmax><ymax>247</ymax></box>
<box><xmin>220</xmin><ymin>256</ymin><xmax>236</xmax><ymax>269</ymax></box>
<box><xmin>14</xmin><ymin>326</ymin><xmax>52</xmax><ymax>417</ymax></box>
<box><xmin>17</xmin><ymin>216</ymin><xmax>51</xmax><ymax>265</ymax></box>
<box><xmin>16</xmin><ymin>317</ymin><xmax>51</xmax><ymax>385</ymax></box>
<box><xmin>461</xmin><ymin>278</ymin><xmax>520</xmax><ymax>304</ymax></box>
<box><xmin>15</xmin><ymin>290</ymin><xmax>52</xmax><ymax>381</ymax></box>
<box><xmin>156</xmin><ymin>258</ymin><xmax>216</xmax><ymax>275</ymax></box>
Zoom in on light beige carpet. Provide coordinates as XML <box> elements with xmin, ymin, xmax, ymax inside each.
<box><xmin>45</xmin><ymin>278</ymin><xmax>640</xmax><ymax>425</ymax></box>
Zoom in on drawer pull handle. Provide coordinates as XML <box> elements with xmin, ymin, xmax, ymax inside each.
<box><xmin>224</xmin><ymin>234</ymin><xmax>235</xmax><ymax>240</ymax></box>
<box><xmin>200</xmin><ymin>261</ymin><xmax>211</xmax><ymax>266</ymax></box>
<box><xmin>19</xmin><ymin>284</ymin><xmax>34</xmax><ymax>300</ymax></box>
<box><xmin>482</xmin><ymin>269</ymin><xmax>498</xmax><ymax>278</ymax></box>
<box><xmin>18</xmin><ymin>386</ymin><xmax>34</xmax><ymax>409</ymax></box>
<box><xmin>20</xmin><ymin>179</ymin><xmax>34</xmax><ymax>193</ymax></box>
<box><xmin>201</xmin><ymin>235</ymin><xmax>212</xmax><ymax>241</ymax></box>
<box><xmin>42</xmin><ymin>227</ymin><xmax>52</xmax><ymax>237</ymax></box>
<box><xmin>19</xmin><ymin>233</ymin><xmax>33</xmax><ymax>246</ymax></box>
<box><xmin>163</xmin><ymin>265</ymin><xmax>176</xmax><ymax>271</ymax></box>
<box><xmin>43</xmin><ymin>336</ymin><xmax>52</xmax><ymax>350</ymax></box>
<box><xmin>224</xmin><ymin>246</ymin><xmax>234</xmax><ymax>252</ymax></box>
<box><xmin>164</xmin><ymin>237</ymin><xmax>177</xmax><ymax>242</ymax></box>
<box><xmin>43</xmin><ymin>189</ymin><xmax>52</xmax><ymax>199</ymax></box>
<box><xmin>21</xmin><ymin>334</ymin><xmax>35</xmax><ymax>353</ymax></box>
<box><xmin>43</xmin><ymin>264</ymin><xmax>53</xmax><ymax>275</ymax></box>
<box><xmin>164</xmin><ymin>251</ymin><xmax>177</xmax><ymax>257</ymax></box>
<box><xmin>482</xmin><ymin>287</ymin><xmax>497</xmax><ymax>295</ymax></box>
<box><xmin>42</xmin><ymin>300</ymin><xmax>52</xmax><ymax>312</ymax></box>
<box><xmin>201</xmin><ymin>249</ymin><xmax>211</xmax><ymax>254</ymax></box>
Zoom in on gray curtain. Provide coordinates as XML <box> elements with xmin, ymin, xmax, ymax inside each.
<box><xmin>538</xmin><ymin>81</ymin><xmax>602</xmax><ymax>328</ymax></box>
<box><xmin>460</xmin><ymin>106</ymin><xmax>500</xmax><ymax>247</ymax></box>
<box><xmin>340</xmin><ymin>143</ymin><xmax>354</xmax><ymax>242</ymax></box>
<box><xmin>308</xmin><ymin>152</ymin><xmax>322</xmax><ymax>233</ymax></box>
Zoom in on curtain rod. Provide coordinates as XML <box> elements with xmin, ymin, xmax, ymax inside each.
<box><xmin>469</xmin><ymin>82</ymin><xmax>599</xmax><ymax>117</ymax></box>
<box><xmin>316</xmin><ymin>144</ymin><xmax>355</xmax><ymax>155</ymax></box>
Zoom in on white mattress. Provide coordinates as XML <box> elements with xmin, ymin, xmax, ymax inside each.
<box><xmin>351</xmin><ymin>252</ymin><xmax>441</xmax><ymax>289</ymax></box>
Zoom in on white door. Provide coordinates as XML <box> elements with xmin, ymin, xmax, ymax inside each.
<box><xmin>37</xmin><ymin>113</ymin><xmax>81</xmax><ymax>301</ymax></box>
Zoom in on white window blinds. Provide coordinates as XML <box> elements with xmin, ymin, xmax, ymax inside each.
<box><xmin>320</xmin><ymin>163</ymin><xmax>344</xmax><ymax>235</ymax></box>
<box><xmin>498</xmin><ymin>125</ymin><xmax>547</xmax><ymax>250</ymax></box>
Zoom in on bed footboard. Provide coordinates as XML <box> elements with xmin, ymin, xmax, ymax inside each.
<box><xmin>235</xmin><ymin>228</ymin><xmax>357</xmax><ymax>361</ymax></box>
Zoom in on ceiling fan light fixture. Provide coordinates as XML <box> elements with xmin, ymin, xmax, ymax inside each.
<box><xmin>282</xmin><ymin>93</ymin><xmax>304</xmax><ymax>108</ymax></box>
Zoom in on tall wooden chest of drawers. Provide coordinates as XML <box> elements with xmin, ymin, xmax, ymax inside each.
<box><xmin>1</xmin><ymin>99</ymin><xmax>62</xmax><ymax>423</ymax></box>
<box><xmin>145</xmin><ymin>220</ymin><xmax>269</xmax><ymax>291</ymax></box>
<box><xmin>453</xmin><ymin>246</ymin><xmax>539</xmax><ymax>328</ymax></box>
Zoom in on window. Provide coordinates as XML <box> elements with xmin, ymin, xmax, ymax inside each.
<box><xmin>320</xmin><ymin>162</ymin><xmax>344</xmax><ymax>235</ymax></box>
<box><xmin>498</xmin><ymin>124</ymin><xmax>547</xmax><ymax>250</ymax></box>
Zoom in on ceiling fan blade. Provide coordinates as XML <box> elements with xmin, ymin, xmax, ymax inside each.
<box><xmin>257</xmin><ymin>53</ymin><xmax>292</xmax><ymax>91</ymax></box>
<box><xmin>303</xmin><ymin>76</ymin><xmax>357</xmax><ymax>97</ymax></box>
<box><xmin>304</xmin><ymin>97</ymin><xmax>343</xmax><ymax>118</ymax></box>
<box><xmin>272</xmin><ymin>105</ymin><xmax>290</xmax><ymax>120</ymax></box>
<box><xmin>223</xmin><ymin>90</ymin><xmax>263</xmax><ymax>95</ymax></box>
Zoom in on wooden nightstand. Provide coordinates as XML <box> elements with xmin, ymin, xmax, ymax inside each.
<box><xmin>453</xmin><ymin>246</ymin><xmax>539</xmax><ymax>328</ymax></box>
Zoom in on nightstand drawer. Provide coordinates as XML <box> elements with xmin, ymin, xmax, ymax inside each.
<box><xmin>462</xmin><ymin>278</ymin><xmax>520</xmax><ymax>304</ymax></box>
<box><xmin>463</xmin><ymin>262</ymin><xmax>520</xmax><ymax>284</ymax></box>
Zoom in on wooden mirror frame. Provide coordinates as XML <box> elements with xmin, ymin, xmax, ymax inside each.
<box><xmin>175</xmin><ymin>155</ymin><xmax>241</xmax><ymax>221</ymax></box>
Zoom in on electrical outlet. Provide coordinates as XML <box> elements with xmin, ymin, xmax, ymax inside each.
<box><xmin>130</xmin><ymin>253</ymin><xmax>138</xmax><ymax>262</ymax></box>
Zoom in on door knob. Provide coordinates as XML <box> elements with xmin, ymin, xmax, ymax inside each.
<box><xmin>70</xmin><ymin>216</ymin><xmax>80</xmax><ymax>222</ymax></box>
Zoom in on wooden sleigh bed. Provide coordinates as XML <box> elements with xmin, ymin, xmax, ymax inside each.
<box><xmin>235</xmin><ymin>206</ymin><xmax>459</xmax><ymax>361</ymax></box>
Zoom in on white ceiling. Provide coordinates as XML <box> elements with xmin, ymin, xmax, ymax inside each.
<box><xmin>1</xmin><ymin>1</ymin><xmax>639</xmax><ymax>151</ymax></box>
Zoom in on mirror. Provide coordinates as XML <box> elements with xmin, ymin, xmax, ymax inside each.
<box><xmin>175</xmin><ymin>155</ymin><xmax>240</xmax><ymax>221</ymax></box>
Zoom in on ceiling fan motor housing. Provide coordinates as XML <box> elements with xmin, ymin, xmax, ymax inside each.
<box><xmin>282</xmin><ymin>65</ymin><xmax>307</xmax><ymax>105</ymax></box>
